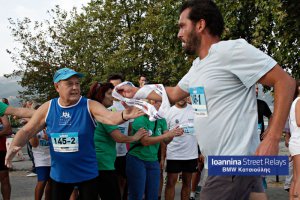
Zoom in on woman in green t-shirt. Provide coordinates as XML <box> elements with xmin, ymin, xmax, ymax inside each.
<box><xmin>87</xmin><ymin>82</ymin><xmax>147</xmax><ymax>200</ymax></box>
<box><xmin>126</xmin><ymin>100</ymin><xmax>183</xmax><ymax>200</ymax></box>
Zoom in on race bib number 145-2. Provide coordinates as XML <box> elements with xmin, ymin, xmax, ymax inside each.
<box><xmin>189</xmin><ymin>87</ymin><xmax>208</xmax><ymax>117</ymax></box>
<box><xmin>51</xmin><ymin>132</ymin><xmax>79</xmax><ymax>152</ymax></box>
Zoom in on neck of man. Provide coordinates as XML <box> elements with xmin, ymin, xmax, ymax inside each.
<box><xmin>198</xmin><ymin>35</ymin><xmax>220</xmax><ymax>60</ymax></box>
<box><xmin>58</xmin><ymin>97</ymin><xmax>80</xmax><ymax>107</ymax></box>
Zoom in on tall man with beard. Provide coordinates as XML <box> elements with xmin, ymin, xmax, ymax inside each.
<box><xmin>116</xmin><ymin>0</ymin><xmax>295</xmax><ymax>199</ymax></box>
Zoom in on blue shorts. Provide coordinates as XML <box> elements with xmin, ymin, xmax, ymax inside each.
<box><xmin>36</xmin><ymin>166</ymin><xmax>50</xmax><ymax>181</ymax></box>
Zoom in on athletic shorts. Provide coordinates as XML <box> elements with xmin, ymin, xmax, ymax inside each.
<box><xmin>200</xmin><ymin>175</ymin><xmax>264</xmax><ymax>200</ymax></box>
<box><xmin>36</xmin><ymin>166</ymin><xmax>51</xmax><ymax>181</ymax></box>
<box><xmin>98</xmin><ymin>170</ymin><xmax>121</xmax><ymax>200</ymax></box>
<box><xmin>115</xmin><ymin>156</ymin><xmax>126</xmax><ymax>178</ymax></box>
<box><xmin>51</xmin><ymin>177</ymin><xmax>98</xmax><ymax>200</ymax></box>
<box><xmin>289</xmin><ymin>143</ymin><xmax>300</xmax><ymax>156</ymax></box>
<box><xmin>0</xmin><ymin>151</ymin><xmax>8</xmax><ymax>171</ymax></box>
<box><xmin>166</xmin><ymin>159</ymin><xmax>198</xmax><ymax>173</ymax></box>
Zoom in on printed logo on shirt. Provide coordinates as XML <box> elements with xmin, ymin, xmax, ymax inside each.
<box><xmin>59</xmin><ymin>111</ymin><xmax>71</xmax><ymax>126</ymax></box>
<box><xmin>157</xmin><ymin>128</ymin><xmax>162</xmax><ymax>136</ymax></box>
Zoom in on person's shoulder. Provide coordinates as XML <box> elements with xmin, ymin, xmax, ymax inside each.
<box><xmin>217</xmin><ymin>39</ymin><xmax>248</xmax><ymax>49</ymax></box>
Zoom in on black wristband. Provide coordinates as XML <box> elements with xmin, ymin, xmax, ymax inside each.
<box><xmin>121</xmin><ymin>111</ymin><xmax>128</xmax><ymax>121</ymax></box>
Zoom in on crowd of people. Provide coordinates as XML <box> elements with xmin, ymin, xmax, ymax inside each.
<box><xmin>0</xmin><ymin>0</ymin><xmax>299</xmax><ymax>200</ymax></box>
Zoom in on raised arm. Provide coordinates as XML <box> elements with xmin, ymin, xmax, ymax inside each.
<box><xmin>5</xmin><ymin>102</ymin><xmax>49</xmax><ymax>168</ymax></box>
<box><xmin>89</xmin><ymin>100</ymin><xmax>143</xmax><ymax>125</ymax></box>
<box><xmin>256</xmin><ymin>64</ymin><xmax>295</xmax><ymax>155</ymax></box>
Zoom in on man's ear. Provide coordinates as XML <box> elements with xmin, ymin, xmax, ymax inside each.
<box><xmin>196</xmin><ymin>19</ymin><xmax>206</xmax><ymax>34</ymax></box>
<box><xmin>54</xmin><ymin>83</ymin><xmax>59</xmax><ymax>92</ymax></box>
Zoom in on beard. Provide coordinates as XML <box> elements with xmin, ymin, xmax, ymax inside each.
<box><xmin>183</xmin><ymin>28</ymin><xmax>200</xmax><ymax>55</ymax></box>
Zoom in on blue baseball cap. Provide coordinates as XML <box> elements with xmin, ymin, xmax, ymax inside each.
<box><xmin>53</xmin><ymin>68</ymin><xmax>84</xmax><ymax>83</ymax></box>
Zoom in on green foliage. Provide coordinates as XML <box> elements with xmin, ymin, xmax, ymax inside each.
<box><xmin>216</xmin><ymin>0</ymin><xmax>299</xmax><ymax>78</ymax></box>
<box><xmin>5</xmin><ymin>0</ymin><xmax>300</xmax><ymax>102</ymax></box>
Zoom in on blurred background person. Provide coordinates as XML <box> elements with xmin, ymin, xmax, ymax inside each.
<box><xmin>0</xmin><ymin>99</ymin><xmax>12</xmax><ymax>200</ymax></box>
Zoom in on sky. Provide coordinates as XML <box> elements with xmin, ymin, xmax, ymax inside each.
<box><xmin>0</xmin><ymin>0</ymin><xmax>90</xmax><ymax>76</ymax></box>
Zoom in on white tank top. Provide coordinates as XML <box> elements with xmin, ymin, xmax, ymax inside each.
<box><xmin>289</xmin><ymin>97</ymin><xmax>300</xmax><ymax>145</ymax></box>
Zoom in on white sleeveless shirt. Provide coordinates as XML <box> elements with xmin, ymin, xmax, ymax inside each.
<box><xmin>289</xmin><ymin>97</ymin><xmax>300</xmax><ymax>146</ymax></box>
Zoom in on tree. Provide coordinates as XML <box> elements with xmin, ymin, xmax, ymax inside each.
<box><xmin>5</xmin><ymin>6</ymin><xmax>81</xmax><ymax>102</ymax></box>
<box><xmin>5</xmin><ymin>0</ymin><xmax>300</xmax><ymax>102</ymax></box>
<box><xmin>216</xmin><ymin>0</ymin><xmax>300</xmax><ymax>78</ymax></box>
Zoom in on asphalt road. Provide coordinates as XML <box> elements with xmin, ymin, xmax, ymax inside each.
<box><xmin>7</xmin><ymin>141</ymin><xmax>290</xmax><ymax>200</ymax></box>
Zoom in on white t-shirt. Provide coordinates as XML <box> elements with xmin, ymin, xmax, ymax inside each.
<box><xmin>165</xmin><ymin>104</ymin><xmax>198</xmax><ymax>160</ymax></box>
<box><xmin>109</xmin><ymin>101</ymin><xmax>133</xmax><ymax>156</ymax></box>
<box><xmin>178</xmin><ymin>39</ymin><xmax>276</xmax><ymax>168</ymax></box>
<box><xmin>32</xmin><ymin>130</ymin><xmax>51</xmax><ymax>167</ymax></box>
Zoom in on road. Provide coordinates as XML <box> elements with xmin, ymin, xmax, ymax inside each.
<box><xmin>8</xmin><ymin>141</ymin><xmax>290</xmax><ymax>200</ymax></box>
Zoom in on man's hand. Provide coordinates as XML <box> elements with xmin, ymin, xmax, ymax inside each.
<box><xmin>5</xmin><ymin>146</ymin><xmax>22</xmax><ymax>168</ymax></box>
<box><xmin>116</xmin><ymin>85</ymin><xmax>139</xmax><ymax>98</ymax></box>
<box><xmin>255</xmin><ymin>130</ymin><xmax>280</xmax><ymax>155</ymax></box>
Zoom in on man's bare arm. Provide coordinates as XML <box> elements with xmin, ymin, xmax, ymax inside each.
<box><xmin>89</xmin><ymin>100</ymin><xmax>143</xmax><ymax>125</ymax></box>
<box><xmin>117</xmin><ymin>84</ymin><xmax>189</xmax><ymax>104</ymax></box>
<box><xmin>165</xmin><ymin>86</ymin><xmax>190</xmax><ymax>104</ymax></box>
<box><xmin>258</xmin><ymin>64</ymin><xmax>295</xmax><ymax>140</ymax></box>
<box><xmin>256</xmin><ymin>64</ymin><xmax>295</xmax><ymax>155</ymax></box>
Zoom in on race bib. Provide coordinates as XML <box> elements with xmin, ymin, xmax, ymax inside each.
<box><xmin>189</xmin><ymin>87</ymin><xmax>208</xmax><ymax>117</ymax></box>
<box><xmin>51</xmin><ymin>132</ymin><xmax>79</xmax><ymax>152</ymax></box>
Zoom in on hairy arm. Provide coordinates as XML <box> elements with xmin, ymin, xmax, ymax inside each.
<box><xmin>143</xmin><ymin>86</ymin><xmax>189</xmax><ymax>104</ymax></box>
<box><xmin>118</xmin><ymin>85</ymin><xmax>189</xmax><ymax>104</ymax></box>
<box><xmin>256</xmin><ymin>64</ymin><xmax>295</xmax><ymax>155</ymax></box>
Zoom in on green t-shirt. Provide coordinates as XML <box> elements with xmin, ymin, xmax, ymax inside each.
<box><xmin>129</xmin><ymin>115</ymin><xmax>167</xmax><ymax>161</ymax></box>
<box><xmin>94</xmin><ymin>122</ymin><xmax>119</xmax><ymax>170</ymax></box>
<box><xmin>0</xmin><ymin>102</ymin><xmax>8</xmax><ymax>117</ymax></box>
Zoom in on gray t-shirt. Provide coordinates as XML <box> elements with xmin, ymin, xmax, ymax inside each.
<box><xmin>178</xmin><ymin>39</ymin><xmax>277</xmax><ymax>168</ymax></box>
